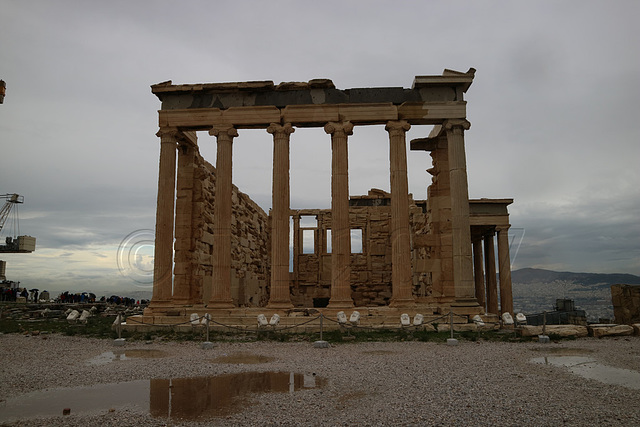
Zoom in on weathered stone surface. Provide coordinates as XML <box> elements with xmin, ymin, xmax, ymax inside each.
<box><xmin>518</xmin><ymin>325</ymin><xmax>588</xmax><ymax>338</ymax></box>
<box><xmin>437</xmin><ymin>323</ymin><xmax>478</xmax><ymax>332</ymax></box>
<box><xmin>611</xmin><ymin>284</ymin><xmax>640</xmax><ymax>324</ymax></box>
<box><xmin>147</xmin><ymin>71</ymin><xmax>516</xmax><ymax>325</ymax></box>
<box><xmin>588</xmin><ymin>324</ymin><xmax>634</xmax><ymax>338</ymax></box>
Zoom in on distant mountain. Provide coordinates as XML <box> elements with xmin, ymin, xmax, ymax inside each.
<box><xmin>510</xmin><ymin>268</ymin><xmax>640</xmax><ymax>322</ymax></box>
<box><xmin>512</xmin><ymin>268</ymin><xmax>640</xmax><ymax>287</ymax></box>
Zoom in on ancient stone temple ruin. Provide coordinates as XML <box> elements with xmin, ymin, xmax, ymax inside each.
<box><xmin>138</xmin><ymin>69</ymin><xmax>515</xmax><ymax>327</ymax></box>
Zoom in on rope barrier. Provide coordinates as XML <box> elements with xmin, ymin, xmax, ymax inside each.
<box><xmin>119</xmin><ymin>310</ymin><xmax>489</xmax><ymax>337</ymax></box>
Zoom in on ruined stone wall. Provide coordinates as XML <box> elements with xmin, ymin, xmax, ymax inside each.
<box><xmin>424</xmin><ymin>142</ymin><xmax>454</xmax><ymax>300</ymax></box>
<box><xmin>291</xmin><ymin>194</ymin><xmax>431</xmax><ymax>308</ymax></box>
<box><xmin>612</xmin><ymin>284</ymin><xmax>640</xmax><ymax>324</ymax></box>
<box><xmin>189</xmin><ymin>152</ymin><xmax>270</xmax><ymax>307</ymax></box>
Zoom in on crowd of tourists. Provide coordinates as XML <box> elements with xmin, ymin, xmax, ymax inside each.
<box><xmin>0</xmin><ymin>286</ymin><xmax>48</xmax><ymax>302</ymax></box>
<box><xmin>0</xmin><ymin>286</ymin><xmax>147</xmax><ymax>306</ymax></box>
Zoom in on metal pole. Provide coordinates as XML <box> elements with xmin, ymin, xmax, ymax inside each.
<box><xmin>319</xmin><ymin>313</ymin><xmax>324</xmax><ymax>342</ymax></box>
<box><xmin>543</xmin><ymin>311</ymin><xmax>547</xmax><ymax>336</ymax></box>
<box><xmin>450</xmin><ymin>311</ymin><xmax>454</xmax><ymax>339</ymax></box>
<box><xmin>206</xmin><ymin>316</ymin><xmax>210</xmax><ymax>342</ymax></box>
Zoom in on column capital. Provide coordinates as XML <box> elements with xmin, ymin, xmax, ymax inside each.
<box><xmin>209</xmin><ymin>124</ymin><xmax>238</xmax><ymax>139</ymax></box>
<box><xmin>385</xmin><ymin>120</ymin><xmax>411</xmax><ymax>134</ymax></box>
<box><xmin>156</xmin><ymin>127</ymin><xmax>181</xmax><ymax>140</ymax></box>
<box><xmin>443</xmin><ymin>119</ymin><xmax>471</xmax><ymax>133</ymax></box>
<box><xmin>324</xmin><ymin>121</ymin><xmax>354</xmax><ymax>136</ymax></box>
<box><xmin>495</xmin><ymin>225</ymin><xmax>511</xmax><ymax>233</ymax></box>
<box><xmin>267</xmin><ymin>122</ymin><xmax>295</xmax><ymax>136</ymax></box>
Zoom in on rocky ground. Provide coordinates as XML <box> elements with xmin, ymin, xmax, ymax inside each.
<box><xmin>0</xmin><ymin>333</ymin><xmax>639</xmax><ymax>426</ymax></box>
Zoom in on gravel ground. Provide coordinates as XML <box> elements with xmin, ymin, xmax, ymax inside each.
<box><xmin>0</xmin><ymin>333</ymin><xmax>639</xmax><ymax>426</ymax></box>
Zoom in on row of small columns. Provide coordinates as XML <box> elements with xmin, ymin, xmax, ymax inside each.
<box><xmin>151</xmin><ymin>119</ymin><xmax>473</xmax><ymax>310</ymax></box>
<box><xmin>472</xmin><ymin>227</ymin><xmax>513</xmax><ymax>315</ymax></box>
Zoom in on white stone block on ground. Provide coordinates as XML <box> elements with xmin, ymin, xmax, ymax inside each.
<box><xmin>257</xmin><ymin>314</ymin><xmax>268</xmax><ymax>327</ymax></box>
<box><xmin>400</xmin><ymin>313</ymin><xmax>410</xmax><ymax>326</ymax></box>
<box><xmin>269</xmin><ymin>313</ymin><xmax>280</xmax><ymax>326</ymax></box>
<box><xmin>413</xmin><ymin>313</ymin><xmax>424</xmax><ymax>326</ymax></box>
<box><xmin>336</xmin><ymin>311</ymin><xmax>347</xmax><ymax>324</ymax></box>
<box><xmin>501</xmin><ymin>312</ymin><xmax>514</xmax><ymax>325</ymax></box>
<box><xmin>349</xmin><ymin>311</ymin><xmax>360</xmax><ymax>325</ymax></box>
<box><xmin>190</xmin><ymin>313</ymin><xmax>200</xmax><ymax>325</ymax></box>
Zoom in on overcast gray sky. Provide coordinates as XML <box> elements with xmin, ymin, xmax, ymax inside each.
<box><xmin>1</xmin><ymin>0</ymin><xmax>638</xmax><ymax>295</ymax></box>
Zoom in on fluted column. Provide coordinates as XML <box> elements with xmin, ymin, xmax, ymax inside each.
<box><xmin>497</xmin><ymin>226</ymin><xmax>514</xmax><ymax>315</ymax></box>
<box><xmin>444</xmin><ymin>119</ymin><xmax>475</xmax><ymax>300</ymax></box>
<box><xmin>151</xmin><ymin>128</ymin><xmax>178</xmax><ymax>306</ymax></box>
<box><xmin>324</xmin><ymin>121</ymin><xmax>354</xmax><ymax>308</ymax></box>
<box><xmin>472</xmin><ymin>236</ymin><xmax>486</xmax><ymax>310</ymax></box>
<box><xmin>484</xmin><ymin>232</ymin><xmax>498</xmax><ymax>314</ymax></box>
<box><xmin>386</xmin><ymin>120</ymin><xmax>415</xmax><ymax>307</ymax></box>
<box><xmin>172</xmin><ymin>141</ymin><xmax>196</xmax><ymax>304</ymax></box>
<box><xmin>267</xmin><ymin>123</ymin><xmax>295</xmax><ymax>308</ymax></box>
<box><xmin>208</xmin><ymin>125</ymin><xmax>238</xmax><ymax>308</ymax></box>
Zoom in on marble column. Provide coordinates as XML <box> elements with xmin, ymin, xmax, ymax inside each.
<box><xmin>172</xmin><ymin>141</ymin><xmax>196</xmax><ymax>305</ymax></box>
<box><xmin>484</xmin><ymin>232</ymin><xmax>498</xmax><ymax>314</ymax></box>
<box><xmin>208</xmin><ymin>125</ymin><xmax>238</xmax><ymax>308</ymax></box>
<box><xmin>267</xmin><ymin>123</ymin><xmax>295</xmax><ymax>308</ymax></box>
<box><xmin>497</xmin><ymin>226</ymin><xmax>514</xmax><ymax>315</ymax></box>
<box><xmin>151</xmin><ymin>128</ymin><xmax>178</xmax><ymax>306</ymax></box>
<box><xmin>444</xmin><ymin>119</ymin><xmax>475</xmax><ymax>300</ymax></box>
<box><xmin>386</xmin><ymin>120</ymin><xmax>415</xmax><ymax>307</ymax></box>
<box><xmin>472</xmin><ymin>237</ymin><xmax>486</xmax><ymax>310</ymax></box>
<box><xmin>324</xmin><ymin>121</ymin><xmax>354</xmax><ymax>308</ymax></box>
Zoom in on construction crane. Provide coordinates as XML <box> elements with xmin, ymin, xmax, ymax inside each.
<box><xmin>0</xmin><ymin>194</ymin><xmax>36</xmax><ymax>253</ymax></box>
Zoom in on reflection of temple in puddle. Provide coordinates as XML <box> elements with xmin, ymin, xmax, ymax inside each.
<box><xmin>150</xmin><ymin>372</ymin><xmax>324</xmax><ymax>420</ymax></box>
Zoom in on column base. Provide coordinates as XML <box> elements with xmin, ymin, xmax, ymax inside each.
<box><xmin>327</xmin><ymin>298</ymin><xmax>354</xmax><ymax>309</ymax></box>
<box><xmin>389</xmin><ymin>298</ymin><xmax>416</xmax><ymax>308</ymax></box>
<box><xmin>451</xmin><ymin>297</ymin><xmax>480</xmax><ymax>307</ymax></box>
<box><xmin>266</xmin><ymin>301</ymin><xmax>294</xmax><ymax>309</ymax></box>
<box><xmin>171</xmin><ymin>298</ymin><xmax>190</xmax><ymax>306</ymax></box>
<box><xmin>206</xmin><ymin>301</ymin><xmax>235</xmax><ymax>309</ymax></box>
<box><xmin>146</xmin><ymin>299</ymin><xmax>172</xmax><ymax>310</ymax></box>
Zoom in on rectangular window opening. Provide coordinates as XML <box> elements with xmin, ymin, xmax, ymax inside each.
<box><xmin>302</xmin><ymin>229</ymin><xmax>315</xmax><ymax>254</ymax></box>
<box><xmin>299</xmin><ymin>215</ymin><xmax>317</xmax><ymax>228</ymax></box>
<box><xmin>351</xmin><ymin>229</ymin><xmax>363</xmax><ymax>254</ymax></box>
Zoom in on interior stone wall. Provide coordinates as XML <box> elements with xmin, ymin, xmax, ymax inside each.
<box><xmin>291</xmin><ymin>192</ymin><xmax>432</xmax><ymax>308</ymax></box>
<box><xmin>190</xmin><ymin>153</ymin><xmax>271</xmax><ymax>307</ymax></box>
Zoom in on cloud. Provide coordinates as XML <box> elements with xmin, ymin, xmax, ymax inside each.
<box><xmin>1</xmin><ymin>0</ymin><xmax>639</xmax><ymax>296</ymax></box>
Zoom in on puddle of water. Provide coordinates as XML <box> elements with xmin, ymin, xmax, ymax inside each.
<box><xmin>0</xmin><ymin>380</ymin><xmax>150</xmax><ymax>422</ymax></box>
<box><xmin>0</xmin><ymin>372</ymin><xmax>326</xmax><ymax>423</ymax></box>
<box><xmin>88</xmin><ymin>349</ymin><xmax>167</xmax><ymax>365</ymax></box>
<box><xmin>531</xmin><ymin>356</ymin><xmax>640</xmax><ymax>390</ymax></box>
<box><xmin>210</xmin><ymin>352</ymin><xmax>275</xmax><ymax>364</ymax></box>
